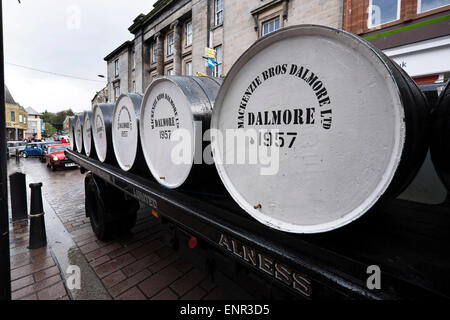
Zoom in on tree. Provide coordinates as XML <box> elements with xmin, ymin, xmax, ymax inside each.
<box><xmin>40</xmin><ymin>109</ymin><xmax>75</xmax><ymax>134</ymax></box>
<box><xmin>43</xmin><ymin>122</ymin><xmax>57</xmax><ymax>138</ymax></box>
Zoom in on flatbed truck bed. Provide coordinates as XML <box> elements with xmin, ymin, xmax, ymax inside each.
<box><xmin>66</xmin><ymin>149</ymin><xmax>450</xmax><ymax>300</ymax></box>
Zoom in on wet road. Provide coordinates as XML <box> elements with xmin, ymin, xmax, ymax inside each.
<box><xmin>7</xmin><ymin>156</ymin><xmax>253</xmax><ymax>300</ymax></box>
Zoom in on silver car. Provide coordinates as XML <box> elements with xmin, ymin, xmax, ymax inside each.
<box><xmin>7</xmin><ymin>141</ymin><xmax>27</xmax><ymax>157</ymax></box>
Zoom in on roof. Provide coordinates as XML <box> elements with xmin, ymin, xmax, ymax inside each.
<box><xmin>103</xmin><ymin>40</ymin><xmax>133</xmax><ymax>62</ymax></box>
<box><xmin>128</xmin><ymin>0</ymin><xmax>176</xmax><ymax>34</ymax></box>
<box><xmin>26</xmin><ymin>107</ymin><xmax>41</xmax><ymax>115</ymax></box>
<box><xmin>5</xmin><ymin>85</ymin><xmax>17</xmax><ymax>105</ymax></box>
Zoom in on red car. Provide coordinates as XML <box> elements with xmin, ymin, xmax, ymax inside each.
<box><xmin>45</xmin><ymin>144</ymin><xmax>76</xmax><ymax>171</ymax></box>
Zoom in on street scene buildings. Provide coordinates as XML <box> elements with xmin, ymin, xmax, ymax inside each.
<box><xmin>5</xmin><ymin>85</ymin><xmax>27</xmax><ymax>141</ymax></box>
<box><xmin>103</xmin><ymin>0</ymin><xmax>449</xmax><ymax>103</ymax></box>
<box><xmin>104</xmin><ymin>0</ymin><xmax>345</xmax><ymax>102</ymax></box>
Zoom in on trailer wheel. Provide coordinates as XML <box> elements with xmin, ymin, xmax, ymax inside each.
<box><xmin>85</xmin><ymin>173</ymin><xmax>139</xmax><ymax>240</ymax></box>
<box><xmin>85</xmin><ymin>173</ymin><xmax>117</xmax><ymax>240</ymax></box>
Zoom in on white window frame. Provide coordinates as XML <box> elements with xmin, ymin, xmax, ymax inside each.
<box><xmin>368</xmin><ymin>0</ymin><xmax>401</xmax><ymax>28</ymax></box>
<box><xmin>19</xmin><ymin>114</ymin><xmax>23</xmax><ymax>123</ymax></box>
<box><xmin>114</xmin><ymin>85</ymin><xmax>120</xmax><ymax>101</ymax></box>
<box><xmin>185</xmin><ymin>61</ymin><xmax>192</xmax><ymax>76</ymax></box>
<box><xmin>215</xmin><ymin>0</ymin><xmax>223</xmax><ymax>25</ymax></box>
<box><xmin>167</xmin><ymin>32</ymin><xmax>174</xmax><ymax>56</ymax></box>
<box><xmin>114</xmin><ymin>59</ymin><xmax>119</xmax><ymax>77</ymax></box>
<box><xmin>185</xmin><ymin>21</ymin><xmax>193</xmax><ymax>46</ymax></box>
<box><xmin>417</xmin><ymin>0</ymin><xmax>450</xmax><ymax>13</ymax></box>
<box><xmin>167</xmin><ymin>68</ymin><xmax>174</xmax><ymax>76</ymax></box>
<box><xmin>261</xmin><ymin>17</ymin><xmax>280</xmax><ymax>37</ymax></box>
<box><xmin>214</xmin><ymin>45</ymin><xmax>223</xmax><ymax>77</ymax></box>
<box><xmin>152</xmin><ymin>42</ymin><xmax>157</xmax><ymax>63</ymax></box>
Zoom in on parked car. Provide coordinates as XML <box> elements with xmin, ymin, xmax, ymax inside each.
<box><xmin>45</xmin><ymin>144</ymin><xmax>76</xmax><ymax>171</ymax></box>
<box><xmin>20</xmin><ymin>142</ymin><xmax>45</xmax><ymax>158</ymax></box>
<box><xmin>39</xmin><ymin>141</ymin><xmax>57</xmax><ymax>162</ymax></box>
<box><xmin>7</xmin><ymin>141</ymin><xmax>27</xmax><ymax>157</ymax></box>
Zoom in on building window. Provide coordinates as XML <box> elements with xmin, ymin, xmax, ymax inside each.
<box><xmin>152</xmin><ymin>42</ymin><xmax>157</xmax><ymax>63</ymax></box>
<box><xmin>417</xmin><ymin>0</ymin><xmax>450</xmax><ymax>13</ymax></box>
<box><xmin>114</xmin><ymin>85</ymin><xmax>120</xmax><ymax>101</ymax></box>
<box><xmin>167</xmin><ymin>69</ymin><xmax>174</xmax><ymax>76</ymax></box>
<box><xmin>114</xmin><ymin>60</ymin><xmax>119</xmax><ymax>77</ymax></box>
<box><xmin>132</xmin><ymin>50</ymin><xmax>136</xmax><ymax>69</ymax></box>
<box><xmin>167</xmin><ymin>32</ymin><xmax>174</xmax><ymax>56</ymax></box>
<box><xmin>215</xmin><ymin>0</ymin><xmax>223</xmax><ymax>25</ymax></box>
<box><xmin>368</xmin><ymin>0</ymin><xmax>401</xmax><ymax>28</ymax></box>
<box><xmin>185</xmin><ymin>61</ymin><xmax>192</xmax><ymax>76</ymax></box>
<box><xmin>24</xmin><ymin>116</ymin><xmax>27</xmax><ymax>124</ymax></box>
<box><xmin>214</xmin><ymin>45</ymin><xmax>223</xmax><ymax>77</ymax></box>
<box><xmin>186</xmin><ymin>21</ymin><xmax>193</xmax><ymax>46</ymax></box>
<box><xmin>10</xmin><ymin>111</ymin><xmax>15</xmax><ymax>122</ymax></box>
<box><xmin>133</xmin><ymin>81</ymin><xmax>136</xmax><ymax>93</ymax></box>
<box><xmin>262</xmin><ymin>17</ymin><xmax>280</xmax><ymax>36</ymax></box>
<box><xmin>19</xmin><ymin>114</ymin><xmax>23</xmax><ymax>123</ymax></box>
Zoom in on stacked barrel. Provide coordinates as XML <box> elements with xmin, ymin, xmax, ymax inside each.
<box><xmin>73</xmin><ymin>24</ymin><xmax>448</xmax><ymax>234</ymax></box>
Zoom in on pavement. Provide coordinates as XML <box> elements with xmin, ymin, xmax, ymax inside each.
<box><xmin>7</xmin><ymin>156</ymin><xmax>255</xmax><ymax>300</ymax></box>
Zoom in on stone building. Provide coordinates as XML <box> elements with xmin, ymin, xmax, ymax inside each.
<box><xmin>25</xmin><ymin>107</ymin><xmax>44</xmax><ymax>140</ymax></box>
<box><xmin>92</xmin><ymin>86</ymin><xmax>109</xmax><ymax>106</ymax></box>
<box><xmin>5</xmin><ymin>85</ymin><xmax>28</xmax><ymax>141</ymax></box>
<box><xmin>343</xmin><ymin>0</ymin><xmax>450</xmax><ymax>84</ymax></box>
<box><xmin>104</xmin><ymin>0</ymin><xmax>344</xmax><ymax>101</ymax></box>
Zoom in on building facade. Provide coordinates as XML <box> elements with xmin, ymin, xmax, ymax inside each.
<box><xmin>343</xmin><ymin>0</ymin><xmax>450</xmax><ymax>84</ymax></box>
<box><xmin>92</xmin><ymin>86</ymin><xmax>109</xmax><ymax>106</ymax></box>
<box><xmin>104</xmin><ymin>0</ymin><xmax>344</xmax><ymax>101</ymax></box>
<box><xmin>25</xmin><ymin>107</ymin><xmax>44</xmax><ymax>140</ymax></box>
<box><xmin>5</xmin><ymin>86</ymin><xmax>28</xmax><ymax>141</ymax></box>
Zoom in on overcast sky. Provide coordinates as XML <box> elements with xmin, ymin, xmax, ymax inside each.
<box><xmin>4</xmin><ymin>0</ymin><xmax>156</xmax><ymax>113</ymax></box>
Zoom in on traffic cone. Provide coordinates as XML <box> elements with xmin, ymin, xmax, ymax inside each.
<box><xmin>28</xmin><ymin>182</ymin><xmax>47</xmax><ymax>249</ymax></box>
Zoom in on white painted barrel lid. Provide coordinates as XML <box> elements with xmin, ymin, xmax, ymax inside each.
<box><xmin>74</xmin><ymin>114</ymin><xmax>84</xmax><ymax>153</ymax></box>
<box><xmin>112</xmin><ymin>94</ymin><xmax>141</xmax><ymax>171</ymax></box>
<box><xmin>92</xmin><ymin>105</ymin><xmax>108</xmax><ymax>162</ymax></box>
<box><xmin>69</xmin><ymin>117</ymin><xmax>75</xmax><ymax>151</ymax></box>
<box><xmin>83</xmin><ymin>111</ymin><xmax>93</xmax><ymax>156</ymax></box>
<box><xmin>140</xmin><ymin>77</ymin><xmax>197</xmax><ymax>188</ymax></box>
<box><xmin>210</xmin><ymin>25</ymin><xmax>406</xmax><ymax>233</ymax></box>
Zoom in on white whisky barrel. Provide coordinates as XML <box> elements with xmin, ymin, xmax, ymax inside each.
<box><xmin>74</xmin><ymin>113</ymin><xmax>85</xmax><ymax>154</ymax></box>
<box><xmin>92</xmin><ymin>103</ymin><xmax>116</xmax><ymax>163</ymax></box>
<box><xmin>68</xmin><ymin>116</ymin><xmax>75</xmax><ymax>151</ymax></box>
<box><xmin>210</xmin><ymin>25</ymin><xmax>429</xmax><ymax>233</ymax></box>
<box><xmin>83</xmin><ymin>110</ymin><xmax>96</xmax><ymax>158</ymax></box>
<box><xmin>140</xmin><ymin>76</ymin><xmax>222</xmax><ymax>189</ymax></box>
<box><xmin>112</xmin><ymin>93</ymin><xmax>147</xmax><ymax>173</ymax></box>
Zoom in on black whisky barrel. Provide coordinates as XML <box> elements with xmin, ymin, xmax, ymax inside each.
<box><xmin>210</xmin><ymin>25</ymin><xmax>429</xmax><ymax>233</ymax></box>
<box><xmin>68</xmin><ymin>116</ymin><xmax>75</xmax><ymax>151</ymax></box>
<box><xmin>419</xmin><ymin>83</ymin><xmax>444</xmax><ymax>110</ymax></box>
<box><xmin>112</xmin><ymin>93</ymin><xmax>148</xmax><ymax>174</ymax></box>
<box><xmin>83</xmin><ymin>110</ymin><xmax>97</xmax><ymax>159</ymax></box>
<box><xmin>140</xmin><ymin>76</ymin><xmax>222</xmax><ymax>189</ymax></box>
<box><xmin>92</xmin><ymin>103</ymin><xmax>116</xmax><ymax>163</ymax></box>
<box><xmin>430</xmin><ymin>81</ymin><xmax>450</xmax><ymax>190</ymax></box>
<box><xmin>74</xmin><ymin>113</ymin><xmax>85</xmax><ymax>154</ymax></box>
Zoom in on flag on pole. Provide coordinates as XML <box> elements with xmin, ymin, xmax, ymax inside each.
<box><xmin>207</xmin><ymin>57</ymin><xmax>217</xmax><ymax>68</ymax></box>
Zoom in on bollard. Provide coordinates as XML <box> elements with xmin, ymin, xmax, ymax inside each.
<box><xmin>28</xmin><ymin>183</ymin><xmax>47</xmax><ymax>249</ymax></box>
<box><xmin>15</xmin><ymin>149</ymin><xmax>20</xmax><ymax>164</ymax></box>
<box><xmin>9</xmin><ymin>172</ymin><xmax>28</xmax><ymax>221</ymax></box>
